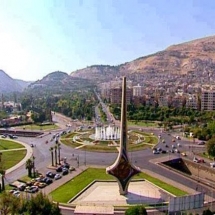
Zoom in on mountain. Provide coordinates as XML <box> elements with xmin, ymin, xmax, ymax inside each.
<box><xmin>0</xmin><ymin>70</ymin><xmax>26</xmax><ymax>93</ymax></box>
<box><xmin>70</xmin><ymin>35</ymin><xmax>215</xmax><ymax>82</ymax></box>
<box><xmin>15</xmin><ymin>79</ymin><xmax>32</xmax><ymax>89</ymax></box>
<box><xmin>27</xmin><ymin>71</ymin><xmax>95</xmax><ymax>94</ymax></box>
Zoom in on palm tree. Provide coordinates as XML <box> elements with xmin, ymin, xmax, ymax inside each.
<box><xmin>25</xmin><ymin>158</ymin><xmax>33</xmax><ymax>178</ymax></box>
<box><xmin>49</xmin><ymin>147</ymin><xmax>54</xmax><ymax>166</ymax></box>
<box><xmin>57</xmin><ymin>143</ymin><xmax>61</xmax><ymax>165</ymax></box>
<box><xmin>0</xmin><ymin>152</ymin><xmax>5</xmax><ymax>191</ymax></box>
<box><xmin>54</xmin><ymin>145</ymin><xmax>58</xmax><ymax>166</ymax></box>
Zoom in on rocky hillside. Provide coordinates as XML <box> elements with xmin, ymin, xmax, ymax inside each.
<box><xmin>70</xmin><ymin>35</ymin><xmax>215</xmax><ymax>82</ymax></box>
<box><xmin>0</xmin><ymin>70</ymin><xmax>27</xmax><ymax>93</ymax></box>
<box><xmin>27</xmin><ymin>71</ymin><xmax>95</xmax><ymax>94</ymax></box>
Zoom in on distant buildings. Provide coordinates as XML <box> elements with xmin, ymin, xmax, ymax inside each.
<box><xmin>98</xmin><ymin>75</ymin><xmax>215</xmax><ymax>111</ymax></box>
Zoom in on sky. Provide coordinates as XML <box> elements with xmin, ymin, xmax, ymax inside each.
<box><xmin>0</xmin><ymin>0</ymin><xmax>215</xmax><ymax>81</ymax></box>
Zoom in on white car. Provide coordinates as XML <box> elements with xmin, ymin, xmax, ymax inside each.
<box><xmin>54</xmin><ymin>174</ymin><xmax>62</xmax><ymax>180</ymax></box>
<box><xmin>210</xmin><ymin>162</ymin><xmax>215</xmax><ymax>168</ymax></box>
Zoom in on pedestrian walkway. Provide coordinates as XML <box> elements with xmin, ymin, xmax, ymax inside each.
<box><xmin>5</xmin><ymin>140</ymin><xmax>33</xmax><ymax>174</ymax></box>
<box><xmin>43</xmin><ymin>166</ymin><xmax>87</xmax><ymax>195</ymax></box>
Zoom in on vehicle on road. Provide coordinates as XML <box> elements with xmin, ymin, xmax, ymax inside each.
<box><xmin>153</xmin><ymin>149</ymin><xmax>159</xmax><ymax>154</ymax></box>
<box><xmin>46</xmin><ymin>171</ymin><xmax>56</xmax><ymax>178</ymax></box>
<box><xmin>181</xmin><ymin>152</ymin><xmax>187</xmax><ymax>156</ymax></box>
<box><xmin>197</xmin><ymin>141</ymin><xmax>205</xmax><ymax>145</ymax></box>
<box><xmin>54</xmin><ymin>174</ymin><xmax>62</xmax><ymax>180</ymax></box>
<box><xmin>193</xmin><ymin>157</ymin><xmax>205</xmax><ymax>163</ymax></box>
<box><xmin>210</xmin><ymin>162</ymin><xmax>215</xmax><ymax>168</ymax></box>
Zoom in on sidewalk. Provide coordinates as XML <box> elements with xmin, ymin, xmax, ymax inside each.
<box><xmin>5</xmin><ymin>139</ymin><xmax>33</xmax><ymax>174</ymax></box>
<box><xmin>43</xmin><ymin>166</ymin><xmax>87</xmax><ymax>195</ymax></box>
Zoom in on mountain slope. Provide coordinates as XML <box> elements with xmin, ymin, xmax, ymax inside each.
<box><xmin>70</xmin><ymin>35</ymin><xmax>215</xmax><ymax>82</ymax></box>
<box><xmin>27</xmin><ymin>71</ymin><xmax>95</xmax><ymax>94</ymax></box>
<box><xmin>0</xmin><ymin>70</ymin><xmax>24</xmax><ymax>93</ymax></box>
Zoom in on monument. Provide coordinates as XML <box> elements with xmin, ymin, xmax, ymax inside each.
<box><xmin>106</xmin><ymin>77</ymin><xmax>140</xmax><ymax>195</ymax></box>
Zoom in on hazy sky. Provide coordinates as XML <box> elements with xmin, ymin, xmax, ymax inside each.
<box><xmin>0</xmin><ymin>0</ymin><xmax>215</xmax><ymax>81</ymax></box>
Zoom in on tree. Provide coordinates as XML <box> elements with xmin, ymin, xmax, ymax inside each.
<box><xmin>50</xmin><ymin>147</ymin><xmax>54</xmax><ymax>166</ymax></box>
<box><xmin>54</xmin><ymin>145</ymin><xmax>58</xmax><ymax>166</ymax></box>
<box><xmin>57</xmin><ymin>143</ymin><xmax>61</xmax><ymax>165</ymax></box>
<box><xmin>18</xmin><ymin>192</ymin><xmax>62</xmax><ymax>215</ymax></box>
<box><xmin>0</xmin><ymin>191</ymin><xmax>21</xmax><ymax>215</ymax></box>
<box><xmin>207</xmin><ymin>137</ymin><xmax>215</xmax><ymax>158</ymax></box>
<box><xmin>0</xmin><ymin>152</ymin><xmax>5</xmax><ymax>191</ymax></box>
<box><xmin>25</xmin><ymin>158</ymin><xmax>33</xmax><ymax>178</ymax></box>
<box><xmin>0</xmin><ymin>191</ymin><xmax>62</xmax><ymax>215</ymax></box>
<box><xmin>125</xmin><ymin>205</ymin><xmax>147</xmax><ymax>215</ymax></box>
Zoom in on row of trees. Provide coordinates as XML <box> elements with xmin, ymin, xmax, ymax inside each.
<box><xmin>20</xmin><ymin>90</ymin><xmax>97</xmax><ymax>122</ymax></box>
<box><xmin>50</xmin><ymin>142</ymin><xmax>61</xmax><ymax>166</ymax></box>
<box><xmin>0</xmin><ymin>192</ymin><xmax>61</xmax><ymax>215</ymax></box>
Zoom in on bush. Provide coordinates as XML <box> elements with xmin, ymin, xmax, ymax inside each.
<box><xmin>125</xmin><ymin>205</ymin><xmax>147</xmax><ymax>215</ymax></box>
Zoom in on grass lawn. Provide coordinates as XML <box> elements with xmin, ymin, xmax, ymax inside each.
<box><xmin>2</xmin><ymin>149</ymin><xmax>27</xmax><ymax>169</ymax></box>
<box><xmin>18</xmin><ymin>124</ymin><xmax>59</xmax><ymax>131</ymax></box>
<box><xmin>128</xmin><ymin>120</ymin><xmax>158</xmax><ymax>127</ymax></box>
<box><xmin>61</xmin><ymin>131</ymin><xmax>158</xmax><ymax>152</ymax></box>
<box><xmin>50</xmin><ymin>168</ymin><xmax>187</xmax><ymax>203</ymax></box>
<box><xmin>0</xmin><ymin>139</ymin><xmax>25</xmax><ymax>150</ymax></box>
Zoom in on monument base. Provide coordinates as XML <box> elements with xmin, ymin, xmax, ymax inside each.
<box><xmin>70</xmin><ymin>180</ymin><xmax>170</xmax><ymax>207</ymax></box>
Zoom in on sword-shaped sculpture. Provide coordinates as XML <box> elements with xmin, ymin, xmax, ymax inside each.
<box><xmin>106</xmin><ymin>76</ymin><xmax>140</xmax><ymax>195</ymax></box>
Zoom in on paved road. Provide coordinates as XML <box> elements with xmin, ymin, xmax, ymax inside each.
<box><xmin>4</xmin><ymin>112</ymin><xmax>215</xmax><ymax>215</ymax></box>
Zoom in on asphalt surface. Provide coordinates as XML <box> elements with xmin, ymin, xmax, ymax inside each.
<box><xmin>3</xmin><ymin>112</ymin><xmax>215</xmax><ymax>214</ymax></box>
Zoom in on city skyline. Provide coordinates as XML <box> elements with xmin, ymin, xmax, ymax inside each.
<box><xmin>0</xmin><ymin>0</ymin><xmax>215</xmax><ymax>81</ymax></box>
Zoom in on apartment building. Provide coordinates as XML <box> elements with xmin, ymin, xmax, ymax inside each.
<box><xmin>201</xmin><ymin>90</ymin><xmax>215</xmax><ymax>111</ymax></box>
<box><xmin>186</xmin><ymin>95</ymin><xmax>198</xmax><ymax>110</ymax></box>
<box><xmin>110</xmin><ymin>87</ymin><xmax>132</xmax><ymax>104</ymax></box>
<box><xmin>133</xmin><ymin>84</ymin><xmax>144</xmax><ymax>97</ymax></box>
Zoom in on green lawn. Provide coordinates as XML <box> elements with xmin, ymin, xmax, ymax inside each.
<box><xmin>50</xmin><ymin>168</ymin><xmax>187</xmax><ymax>203</ymax></box>
<box><xmin>0</xmin><ymin>139</ymin><xmax>25</xmax><ymax>150</ymax></box>
<box><xmin>61</xmin><ymin>131</ymin><xmax>158</xmax><ymax>152</ymax></box>
<box><xmin>18</xmin><ymin>124</ymin><xmax>59</xmax><ymax>131</ymax></box>
<box><xmin>128</xmin><ymin>120</ymin><xmax>158</xmax><ymax>127</ymax></box>
<box><xmin>1</xmin><ymin>149</ymin><xmax>27</xmax><ymax>169</ymax></box>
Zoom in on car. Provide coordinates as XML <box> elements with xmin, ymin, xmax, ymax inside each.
<box><xmin>25</xmin><ymin>186</ymin><xmax>38</xmax><ymax>193</ymax></box>
<box><xmin>1</xmin><ymin>135</ymin><xmax>7</xmax><ymax>138</ymax></box>
<box><xmin>157</xmin><ymin>147</ymin><xmax>162</xmax><ymax>152</ymax></box>
<box><xmin>13</xmin><ymin>190</ymin><xmax>20</xmax><ymax>197</ymax></box>
<box><xmin>63</xmin><ymin>163</ymin><xmax>70</xmax><ymax>169</ymax></box>
<box><xmin>177</xmin><ymin>143</ymin><xmax>181</xmax><ymax>147</ymax></box>
<box><xmin>181</xmin><ymin>152</ymin><xmax>187</xmax><ymax>156</ymax></box>
<box><xmin>69</xmin><ymin>166</ymin><xmax>76</xmax><ymax>172</ymax></box>
<box><xmin>44</xmin><ymin>178</ymin><xmax>53</xmax><ymax>185</ymax></box>
<box><xmin>198</xmin><ymin>141</ymin><xmax>205</xmax><ymax>145</ymax></box>
<box><xmin>193</xmin><ymin>157</ymin><xmax>205</xmax><ymax>163</ymax></box>
<box><xmin>162</xmin><ymin>139</ymin><xmax>165</xmax><ymax>143</ymax></box>
<box><xmin>8</xmin><ymin>134</ymin><xmax>18</xmax><ymax>139</ymax></box>
<box><xmin>210</xmin><ymin>162</ymin><xmax>215</xmax><ymax>168</ymax></box>
<box><xmin>174</xmin><ymin>149</ymin><xmax>180</xmax><ymax>153</ymax></box>
<box><xmin>172</xmin><ymin>138</ymin><xmax>176</xmax><ymax>142</ymax></box>
<box><xmin>176</xmin><ymin>136</ymin><xmax>181</xmax><ymax>140</ymax></box>
<box><xmin>153</xmin><ymin>150</ymin><xmax>159</xmax><ymax>154</ymax></box>
<box><xmin>46</xmin><ymin>171</ymin><xmax>56</xmax><ymax>178</ymax></box>
<box><xmin>165</xmin><ymin>144</ymin><xmax>169</xmax><ymax>148</ymax></box>
<box><xmin>161</xmin><ymin>150</ymin><xmax>167</xmax><ymax>154</ymax></box>
<box><xmin>54</xmin><ymin>174</ymin><xmax>62</xmax><ymax>180</ymax></box>
<box><xmin>30</xmin><ymin>144</ymin><xmax>34</xmax><ymax>147</ymax></box>
<box><xmin>62</xmin><ymin>168</ymin><xmax>69</xmax><ymax>175</ymax></box>
<box><xmin>56</xmin><ymin>166</ymin><xmax>63</xmax><ymax>172</ymax></box>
